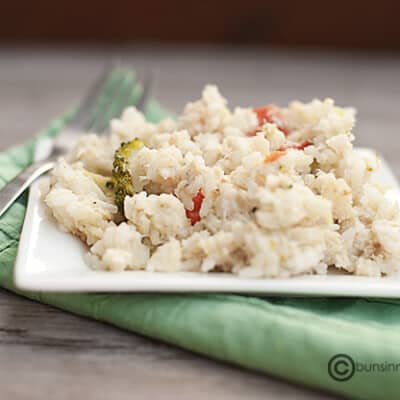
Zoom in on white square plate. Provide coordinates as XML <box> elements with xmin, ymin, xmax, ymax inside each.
<box><xmin>14</xmin><ymin>147</ymin><xmax>400</xmax><ymax>297</ymax></box>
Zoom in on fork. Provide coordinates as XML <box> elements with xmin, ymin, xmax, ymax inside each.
<box><xmin>0</xmin><ymin>65</ymin><xmax>153</xmax><ymax>219</ymax></box>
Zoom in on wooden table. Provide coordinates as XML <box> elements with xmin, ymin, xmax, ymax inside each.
<box><xmin>1</xmin><ymin>45</ymin><xmax>399</xmax><ymax>399</ymax></box>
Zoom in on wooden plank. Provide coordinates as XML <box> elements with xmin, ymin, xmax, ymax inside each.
<box><xmin>0</xmin><ymin>290</ymin><xmax>336</xmax><ymax>399</ymax></box>
<box><xmin>1</xmin><ymin>1</ymin><xmax>400</xmax><ymax>49</ymax></box>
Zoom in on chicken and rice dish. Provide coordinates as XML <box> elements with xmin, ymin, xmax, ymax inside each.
<box><xmin>42</xmin><ymin>85</ymin><xmax>400</xmax><ymax>278</ymax></box>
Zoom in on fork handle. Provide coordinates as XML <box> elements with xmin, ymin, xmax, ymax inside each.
<box><xmin>0</xmin><ymin>158</ymin><xmax>55</xmax><ymax>218</ymax></box>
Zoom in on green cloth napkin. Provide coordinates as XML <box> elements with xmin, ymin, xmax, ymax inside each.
<box><xmin>1</xmin><ymin>104</ymin><xmax>400</xmax><ymax>400</ymax></box>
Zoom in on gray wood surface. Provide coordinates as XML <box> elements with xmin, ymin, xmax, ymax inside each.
<box><xmin>2</xmin><ymin>45</ymin><xmax>400</xmax><ymax>399</ymax></box>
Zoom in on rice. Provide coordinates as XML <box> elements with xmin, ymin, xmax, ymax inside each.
<box><xmin>44</xmin><ymin>159</ymin><xmax>117</xmax><ymax>244</ymax></box>
<box><xmin>43</xmin><ymin>85</ymin><xmax>400</xmax><ymax>277</ymax></box>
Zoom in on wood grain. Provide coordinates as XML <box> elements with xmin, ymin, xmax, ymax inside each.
<box><xmin>0</xmin><ymin>290</ymin><xmax>336</xmax><ymax>400</ymax></box>
<box><xmin>1</xmin><ymin>1</ymin><xmax>400</xmax><ymax>49</ymax></box>
<box><xmin>1</xmin><ymin>45</ymin><xmax>399</xmax><ymax>399</ymax></box>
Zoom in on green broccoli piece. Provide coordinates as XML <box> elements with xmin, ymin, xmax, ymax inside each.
<box><xmin>83</xmin><ymin>139</ymin><xmax>143</xmax><ymax>218</ymax></box>
<box><xmin>109</xmin><ymin>139</ymin><xmax>143</xmax><ymax>215</ymax></box>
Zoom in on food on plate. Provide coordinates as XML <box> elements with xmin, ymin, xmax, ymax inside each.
<box><xmin>42</xmin><ymin>85</ymin><xmax>400</xmax><ymax>277</ymax></box>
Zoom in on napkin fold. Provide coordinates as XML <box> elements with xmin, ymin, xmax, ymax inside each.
<box><xmin>1</xmin><ymin>103</ymin><xmax>400</xmax><ymax>400</ymax></box>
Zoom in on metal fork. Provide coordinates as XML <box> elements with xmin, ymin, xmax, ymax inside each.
<box><xmin>0</xmin><ymin>65</ymin><xmax>153</xmax><ymax>219</ymax></box>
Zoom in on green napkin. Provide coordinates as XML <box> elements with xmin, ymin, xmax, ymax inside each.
<box><xmin>1</xmin><ymin>104</ymin><xmax>400</xmax><ymax>400</ymax></box>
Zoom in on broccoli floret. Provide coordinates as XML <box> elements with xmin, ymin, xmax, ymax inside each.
<box><xmin>109</xmin><ymin>139</ymin><xmax>143</xmax><ymax>215</ymax></box>
<box><xmin>83</xmin><ymin>139</ymin><xmax>143</xmax><ymax>218</ymax></box>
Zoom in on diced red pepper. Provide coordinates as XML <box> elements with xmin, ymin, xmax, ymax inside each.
<box><xmin>254</xmin><ymin>104</ymin><xmax>279</xmax><ymax>125</ymax></box>
<box><xmin>264</xmin><ymin>150</ymin><xmax>287</xmax><ymax>164</ymax></box>
<box><xmin>185</xmin><ymin>189</ymin><xmax>204</xmax><ymax>225</ymax></box>
<box><xmin>279</xmin><ymin>141</ymin><xmax>312</xmax><ymax>151</ymax></box>
<box><xmin>250</xmin><ymin>104</ymin><xmax>289</xmax><ymax>136</ymax></box>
